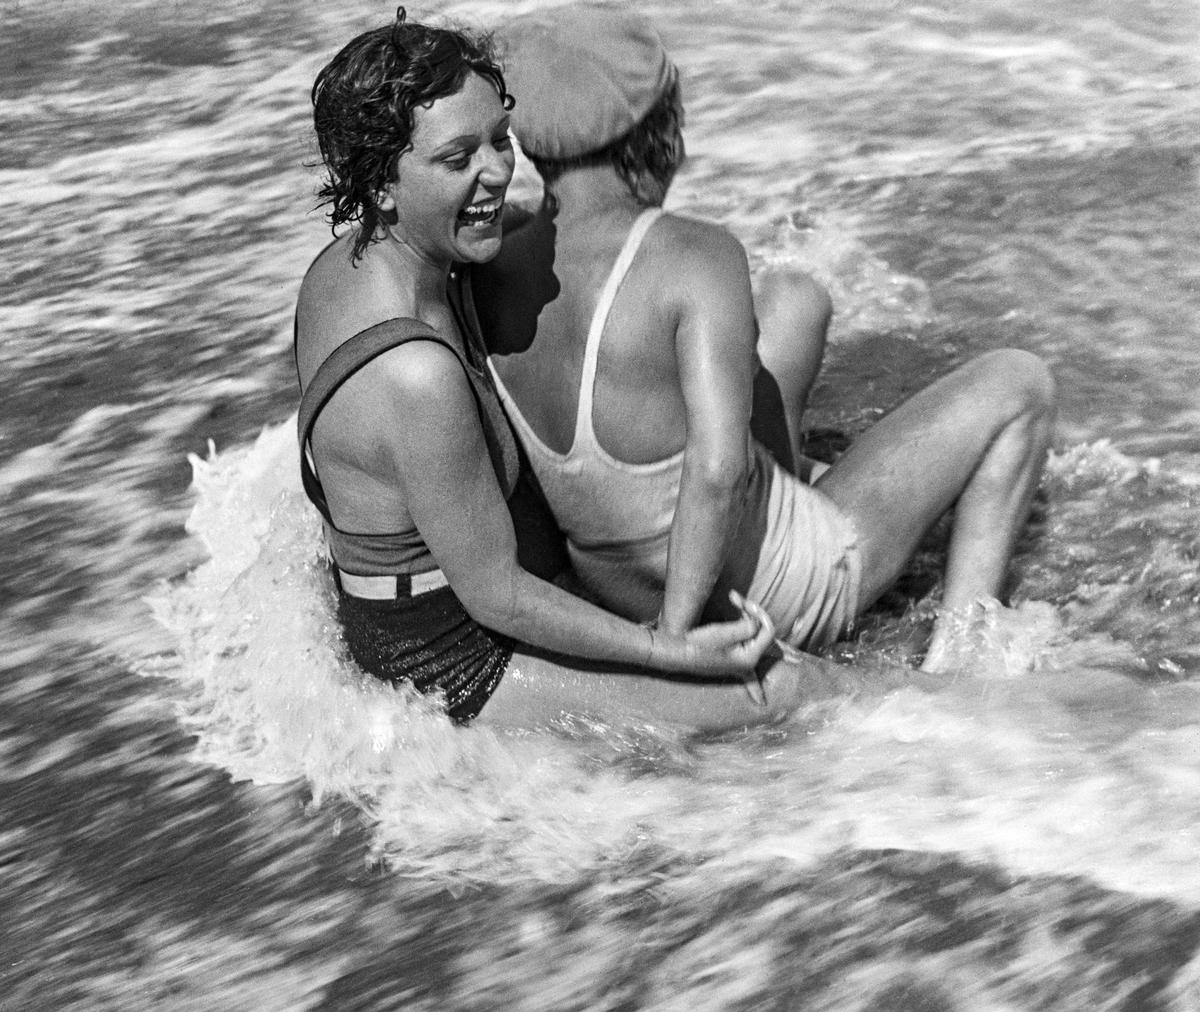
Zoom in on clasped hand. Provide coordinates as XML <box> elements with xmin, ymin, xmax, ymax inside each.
<box><xmin>647</xmin><ymin>590</ymin><xmax>775</xmax><ymax>706</ymax></box>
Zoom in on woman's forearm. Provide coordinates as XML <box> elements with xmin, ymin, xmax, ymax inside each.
<box><xmin>461</xmin><ymin>563</ymin><xmax>657</xmax><ymax>668</ymax></box>
<box><xmin>461</xmin><ymin>561</ymin><xmax>771</xmax><ymax>677</ymax></box>
<box><xmin>658</xmin><ymin>451</ymin><xmax>745</xmax><ymax>633</ymax></box>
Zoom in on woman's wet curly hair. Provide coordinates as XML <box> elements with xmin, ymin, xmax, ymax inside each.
<box><xmin>311</xmin><ymin>8</ymin><xmax>512</xmax><ymax>262</ymax></box>
<box><xmin>530</xmin><ymin>72</ymin><xmax>683</xmax><ymax>206</ymax></box>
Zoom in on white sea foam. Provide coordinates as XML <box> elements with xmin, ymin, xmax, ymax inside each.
<box><xmin>5</xmin><ymin>1</ymin><xmax>1199</xmax><ymax>1004</ymax></box>
<box><xmin>149</xmin><ymin>428</ymin><xmax>1200</xmax><ymax>903</ymax></box>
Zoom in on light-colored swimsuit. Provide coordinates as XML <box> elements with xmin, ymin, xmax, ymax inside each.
<box><xmin>488</xmin><ymin>208</ymin><xmax>861</xmax><ymax>650</ymax></box>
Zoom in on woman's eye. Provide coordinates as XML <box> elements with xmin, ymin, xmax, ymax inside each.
<box><xmin>493</xmin><ymin>133</ymin><xmax>512</xmax><ymax>151</ymax></box>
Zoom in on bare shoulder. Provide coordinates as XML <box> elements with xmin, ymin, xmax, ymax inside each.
<box><xmin>362</xmin><ymin>341</ymin><xmax>488</xmax><ymax>478</ymax></box>
<box><xmin>295</xmin><ymin>234</ymin><xmax>418</xmax><ymax>383</ymax></box>
<box><xmin>321</xmin><ymin>337</ymin><xmax>477</xmax><ymax>465</ymax></box>
<box><xmin>654</xmin><ymin>213</ymin><xmax>749</xmax><ymax>266</ymax></box>
<box><xmin>649</xmin><ymin>213</ymin><xmax>753</xmax><ymax>306</ymax></box>
<box><xmin>652</xmin><ymin>213</ymin><xmax>751</xmax><ymax>288</ymax></box>
<box><xmin>296</xmin><ymin>235</ymin><xmax>361</xmax><ymax>324</ymax></box>
<box><xmin>371</xmin><ymin>336</ymin><xmax>466</xmax><ymax>397</ymax></box>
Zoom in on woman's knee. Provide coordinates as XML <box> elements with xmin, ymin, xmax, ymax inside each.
<box><xmin>755</xmin><ymin>270</ymin><xmax>832</xmax><ymax>364</ymax></box>
<box><xmin>974</xmin><ymin>348</ymin><xmax>1057</xmax><ymax>420</ymax></box>
<box><xmin>788</xmin><ymin>273</ymin><xmax>833</xmax><ymax>332</ymax></box>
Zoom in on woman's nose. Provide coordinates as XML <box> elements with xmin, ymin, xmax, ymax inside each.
<box><xmin>479</xmin><ymin>144</ymin><xmax>514</xmax><ymax>185</ymax></box>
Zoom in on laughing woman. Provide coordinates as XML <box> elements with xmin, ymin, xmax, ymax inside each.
<box><xmin>294</xmin><ymin>11</ymin><xmax>848</xmax><ymax>730</ymax></box>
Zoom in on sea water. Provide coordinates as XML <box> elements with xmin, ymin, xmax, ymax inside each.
<box><xmin>3</xmin><ymin>0</ymin><xmax>1200</xmax><ymax>1008</ymax></box>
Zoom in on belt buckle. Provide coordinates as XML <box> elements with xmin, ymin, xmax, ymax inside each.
<box><xmin>337</xmin><ymin>567</ymin><xmax>448</xmax><ymax>599</ymax></box>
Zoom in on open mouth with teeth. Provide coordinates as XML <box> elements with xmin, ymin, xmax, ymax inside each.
<box><xmin>458</xmin><ymin>198</ymin><xmax>503</xmax><ymax>228</ymax></box>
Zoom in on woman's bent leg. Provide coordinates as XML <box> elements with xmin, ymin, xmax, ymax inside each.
<box><xmin>750</xmin><ymin>271</ymin><xmax>832</xmax><ymax>476</ymax></box>
<box><xmin>814</xmin><ymin>348</ymin><xmax>1057</xmax><ymax>668</ymax></box>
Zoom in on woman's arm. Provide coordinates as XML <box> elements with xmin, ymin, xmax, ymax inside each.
<box><xmin>657</xmin><ymin>224</ymin><xmax>759</xmax><ymax>634</ymax></box>
<box><xmin>372</xmin><ymin>340</ymin><xmax>770</xmax><ymax>675</ymax></box>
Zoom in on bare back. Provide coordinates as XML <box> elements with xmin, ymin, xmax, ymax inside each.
<box><xmin>477</xmin><ymin>191</ymin><xmax>761</xmax><ymax>631</ymax></box>
<box><xmin>480</xmin><ymin>203</ymin><xmax>733</xmax><ymax>466</ymax></box>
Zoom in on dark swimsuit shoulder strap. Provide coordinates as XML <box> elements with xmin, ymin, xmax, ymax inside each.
<box><xmin>296</xmin><ymin>317</ymin><xmax>449</xmax><ymax>524</ymax></box>
<box><xmin>297</xmin><ymin>318</ymin><xmax>445</xmax><ymax>447</ymax></box>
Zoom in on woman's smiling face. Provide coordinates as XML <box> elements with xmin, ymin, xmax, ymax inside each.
<box><xmin>379</xmin><ymin>72</ymin><xmax>515</xmax><ymax>268</ymax></box>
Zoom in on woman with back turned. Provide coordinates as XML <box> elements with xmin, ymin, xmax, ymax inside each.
<box><xmin>476</xmin><ymin>4</ymin><xmax>1058</xmax><ymax>674</ymax></box>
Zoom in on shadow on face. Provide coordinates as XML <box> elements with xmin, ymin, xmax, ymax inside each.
<box><xmin>474</xmin><ymin>198</ymin><xmax>562</xmax><ymax>356</ymax></box>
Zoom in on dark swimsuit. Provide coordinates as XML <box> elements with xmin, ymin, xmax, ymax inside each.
<box><xmin>296</xmin><ymin>280</ymin><xmax>520</xmax><ymax>722</ymax></box>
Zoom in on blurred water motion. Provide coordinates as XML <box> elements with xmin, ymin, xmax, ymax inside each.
<box><xmin>3</xmin><ymin>1</ymin><xmax>1200</xmax><ymax>1008</ymax></box>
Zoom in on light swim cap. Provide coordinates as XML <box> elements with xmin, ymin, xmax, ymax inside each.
<box><xmin>497</xmin><ymin>3</ymin><xmax>674</xmax><ymax>160</ymax></box>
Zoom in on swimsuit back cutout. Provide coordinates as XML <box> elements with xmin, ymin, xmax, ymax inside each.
<box><xmin>487</xmin><ymin>212</ymin><xmax>862</xmax><ymax>640</ymax></box>
<box><xmin>488</xmin><ymin>207</ymin><xmax>682</xmax><ymax>553</ymax></box>
<box><xmin>299</xmin><ymin>297</ymin><xmax>520</xmax><ymax>576</ymax></box>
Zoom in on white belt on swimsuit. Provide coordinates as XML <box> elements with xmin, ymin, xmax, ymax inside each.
<box><xmin>336</xmin><ymin>566</ymin><xmax>450</xmax><ymax>600</ymax></box>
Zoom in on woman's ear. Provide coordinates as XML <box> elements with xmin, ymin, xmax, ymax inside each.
<box><xmin>375</xmin><ymin>183</ymin><xmax>397</xmax><ymax>213</ymax></box>
<box><xmin>375</xmin><ymin>182</ymin><xmax>400</xmax><ymax>225</ymax></box>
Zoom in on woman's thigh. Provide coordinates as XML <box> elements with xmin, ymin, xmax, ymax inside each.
<box><xmin>815</xmin><ymin>349</ymin><xmax>1052</xmax><ymax>607</ymax></box>
<box><xmin>475</xmin><ymin>649</ymin><xmax>771</xmax><ymax>730</ymax></box>
<box><xmin>475</xmin><ymin>647</ymin><xmax>911</xmax><ymax>731</ymax></box>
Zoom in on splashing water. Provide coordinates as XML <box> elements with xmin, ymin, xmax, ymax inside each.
<box><xmin>148</xmin><ymin>427</ymin><xmax>1200</xmax><ymax>910</ymax></box>
<box><xmin>8</xmin><ymin>0</ymin><xmax>1200</xmax><ymax>1006</ymax></box>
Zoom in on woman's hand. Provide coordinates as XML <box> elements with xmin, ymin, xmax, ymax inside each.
<box><xmin>647</xmin><ymin>590</ymin><xmax>775</xmax><ymax>679</ymax></box>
